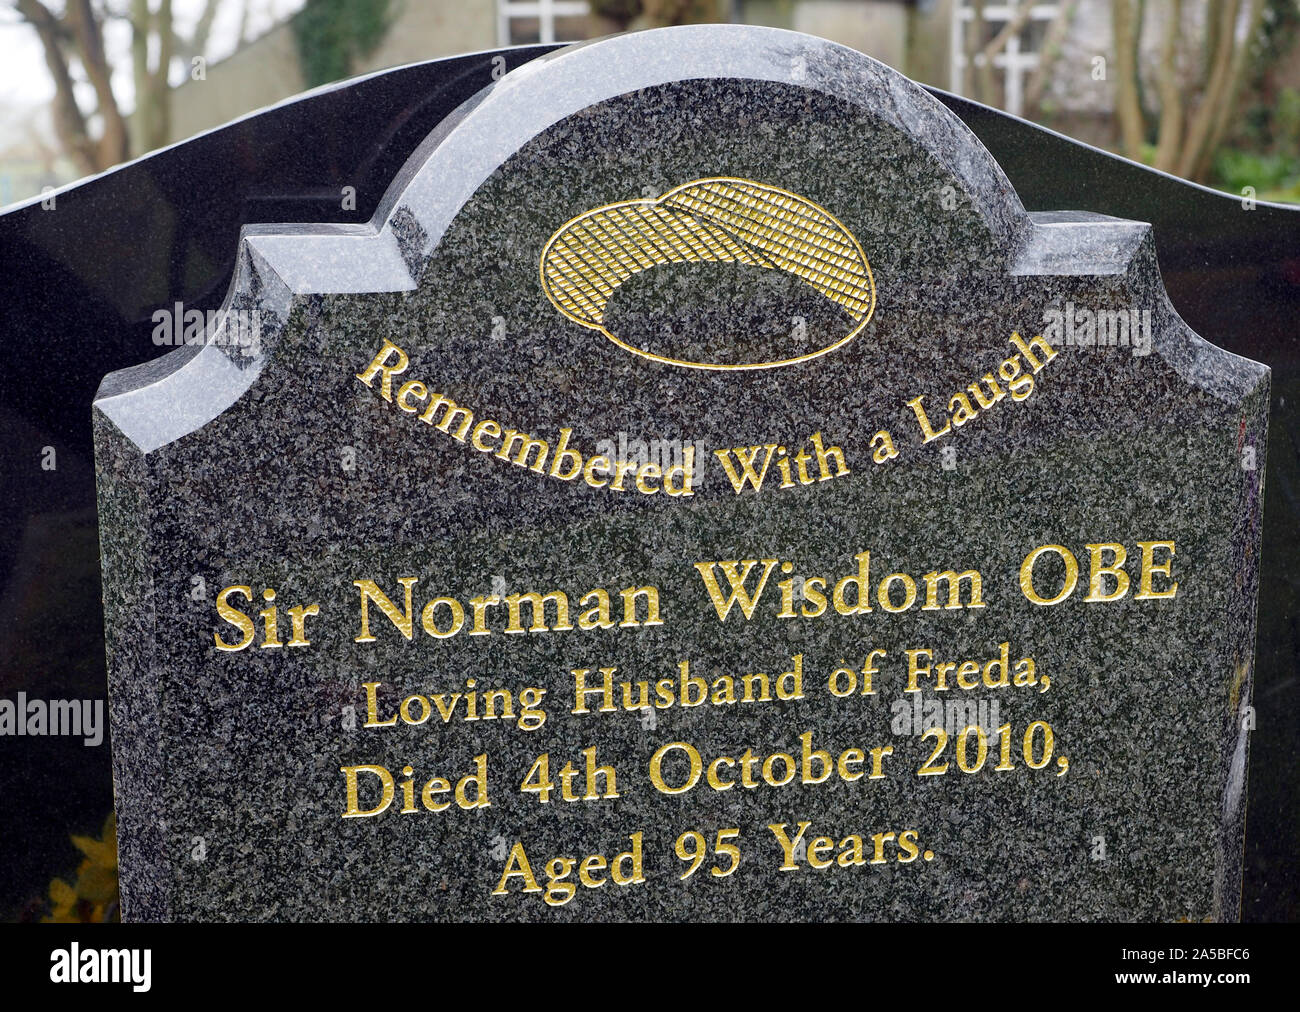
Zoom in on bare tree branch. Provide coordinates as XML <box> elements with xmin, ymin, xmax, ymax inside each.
<box><xmin>1025</xmin><ymin>0</ymin><xmax>1079</xmax><ymax>115</ymax></box>
<box><xmin>172</xmin><ymin>0</ymin><xmax>223</xmax><ymax>61</ymax></box>
<box><xmin>977</xmin><ymin>0</ymin><xmax>1035</xmax><ymax>109</ymax></box>
<box><xmin>981</xmin><ymin>0</ymin><xmax>1036</xmax><ymax>61</ymax></box>
<box><xmin>14</xmin><ymin>0</ymin><xmax>99</xmax><ymax>174</ymax></box>
<box><xmin>191</xmin><ymin>0</ymin><xmax>221</xmax><ymax>56</ymax></box>
<box><xmin>68</xmin><ymin>0</ymin><xmax>129</xmax><ymax>168</ymax></box>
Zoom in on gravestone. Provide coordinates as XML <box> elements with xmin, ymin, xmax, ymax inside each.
<box><xmin>93</xmin><ymin>25</ymin><xmax>1269</xmax><ymax>921</ymax></box>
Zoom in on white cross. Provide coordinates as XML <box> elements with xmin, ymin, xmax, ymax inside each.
<box><xmin>498</xmin><ymin>0</ymin><xmax>592</xmax><ymax>47</ymax></box>
<box><xmin>950</xmin><ymin>2</ymin><xmax>1059</xmax><ymax>118</ymax></box>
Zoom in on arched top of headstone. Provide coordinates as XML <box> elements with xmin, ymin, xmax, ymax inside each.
<box><xmin>246</xmin><ymin>24</ymin><xmax>1035</xmax><ymax>296</ymax></box>
<box><xmin>97</xmin><ymin>24</ymin><xmax>1257</xmax><ymax>456</ymax></box>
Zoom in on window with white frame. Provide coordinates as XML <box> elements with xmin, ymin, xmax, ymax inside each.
<box><xmin>497</xmin><ymin>0</ymin><xmax>592</xmax><ymax>46</ymax></box>
<box><xmin>950</xmin><ymin>2</ymin><xmax>1061</xmax><ymax>117</ymax></box>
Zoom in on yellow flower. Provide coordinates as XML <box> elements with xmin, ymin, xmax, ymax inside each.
<box><xmin>42</xmin><ymin>813</ymin><xmax>119</xmax><ymax>923</ymax></box>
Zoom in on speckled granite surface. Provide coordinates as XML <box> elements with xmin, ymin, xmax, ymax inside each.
<box><xmin>93</xmin><ymin>26</ymin><xmax>1268</xmax><ymax>921</ymax></box>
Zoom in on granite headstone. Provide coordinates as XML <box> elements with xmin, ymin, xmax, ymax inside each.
<box><xmin>93</xmin><ymin>26</ymin><xmax>1269</xmax><ymax>921</ymax></box>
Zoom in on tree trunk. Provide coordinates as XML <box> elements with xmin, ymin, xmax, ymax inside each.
<box><xmin>1196</xmin><ymin>0</ymin><xmax>1266</xmax><ymax>180</ymax></box>
<box><xmin>131</xmin><ymin>0</ymin><xmax>154</xmax><ymax>157</ymax></box>
<box><xmin>1177</xmin><ymin>0</ymin><xmax>1242</xmax><ymax>179</ymax></box>
<box><xmin>1111</xmin><ymin>0</ymin><xmax>1147</xmax><ymax>160</ymax></box>
<box><xmin>67</xmin><ymin>0</ymin><xmax>129</xmax><ymax>169</ymax></box>
<box><xmin>151</xmin><ymin>0</ymin><xmax>175</xmax><ymax>151</ymax></box>
<box><xmin>1152</xmin><ymin>0</ymin><xmax>1184</xmax><ymax>172</ymax></box>
<box><xmin>964</xmin><ymin>0</ymin><xmax>985</xmax><ymax>100</ymax></box>
<box><xmin>131</xmin><ymin>0</ymin><xmax>178</xmax><ymax>153</ymax></box>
